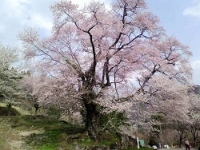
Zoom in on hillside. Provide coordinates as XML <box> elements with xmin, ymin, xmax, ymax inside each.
<box><xmin>0</xmin><ymin>104</ymin><xmax>140</xmax><ymax>150</ymax></box>
<box><xmin>194</xmin><ymin>85</ymin><xmax>200</xmax><ymax>95</ymax></box>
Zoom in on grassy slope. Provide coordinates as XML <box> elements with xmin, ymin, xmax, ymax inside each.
<box><xmin>0</xmin><ymin>103</ymin><xmax>30</xmax><ymax>149</ymax></box>
<box><xmin>0</xmin><ymin>103</ymin><xmax>119</xmax><ymax>149</ymax></box>
<box><xmin>0</xmin><ymin>122</ymin><xmax>9</xmax><ymax>150</ymax></box>
<box><xmin>17</xmin><ymin>117</ymin><xmax>117</xmax><ymax>150</ymax></box>
<box><xmin>0</xmin><ymin>103</ymin><xmax>152</xmax><ymax>150</ymax></box>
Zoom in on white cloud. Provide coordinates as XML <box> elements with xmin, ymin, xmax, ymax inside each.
<box><xmin>0</xmin><ymin>0</ymin><xmax>111</xmax><ymax>47</ymax></box>
<box><xmin>26</xmin><ymin>13</ymin><xmax>53</xmax><ymax>36</ymax></box>
<box><xmin>3</xmin><ymin>0</ymin><xmax>31</xmax><ymax>17</ymax></box>
<box><xmin>0</xmin><ymin>0</ymin><xmax>55</xmax><ymax>46</ymax></box>
<box><xmin>67</xmin><ymin>0</ymin><xmax>111</xmax><ymax>10</ymax></box>
<box><xmin>72</xmin><ymin>0</ymin><xmax>91</xmax><ymax>6</ymax></box>
<box><xmin>183</xmin><ymin>2</ymin><xmax>200</xmax><ymax>18</ymax></box>
<box><xmin>192</xmin><ymin>60</ymin><xmax>200</xmax><ymax>69</ymax></box>
<box><xmin>70</xmin><ymin>0</ymin><xmax>110</xmax><ymax>6</ymax></box>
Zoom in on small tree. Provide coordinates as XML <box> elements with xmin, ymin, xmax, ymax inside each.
<box><xmin>190</xmin><ymin>118</ymin><xmax>200</xmax><ymax>147</ymax></box>
<box><xmin>173</xmin><ymin>121</ymin><xmax>189</xmax><ymax>148</ymax></box>
<box><xmin>187</xmin><ymin>88</ymin><xmax>200</xmax><ymax>147</ymax></box>
<box><xmin>0</xmin><ymin>44</ymin><xmax>24</xmax><ymax>105</ymax></box>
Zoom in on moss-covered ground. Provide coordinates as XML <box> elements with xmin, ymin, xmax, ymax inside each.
<box><xmin>0</xmin><ymin>104</ymin><xmax>153</xmax><ymax>150</ymax></box>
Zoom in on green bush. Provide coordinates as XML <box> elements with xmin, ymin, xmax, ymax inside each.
<box><xmin>46</xmin><ymin>106</ymin><xmax>61</xmax><ymax>119</ymax></box>
<box><xmin>99</xmin><ymin>111</ymin><xmax>128</xmax><ymax>133</ymax></box>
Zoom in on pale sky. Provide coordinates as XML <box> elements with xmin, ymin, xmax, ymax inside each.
<box><xmin>0</xmin><ymin>0</ymin><xmax>200</xmax><ymax>85</ymax></box>
<box><xmin>146</xmin><ymin>0</ymin><xmax>200</xmax><ymax>85</ymax></box>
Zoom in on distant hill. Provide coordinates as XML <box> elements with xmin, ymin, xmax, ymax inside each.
<box><xmin>193</xmin><ymin>85</ymin><xmax>200</xmax><ymax>95</ymax></box>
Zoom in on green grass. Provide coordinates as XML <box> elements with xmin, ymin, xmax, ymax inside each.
<box><xmin>0</xmin><ymin>112</ymin><xmax>149</xmax><ymax>150</ymax></box>
<box><xmin>12</xmin><ymin>105</ymin><xmax>30</xmax><ymax>115</ymax></box>
<box><xmin>122</xmin><ymin>147</ymin><xmax>153</xmax><ymax>150</ymax></box>
<box><xmin>20</xmin><ymin>116</ymin><xmax>122</xmax><ymax>149</ymax></box>
<box><xmin>0</xmin><ymin>138</ymin><xmax>7</xmax><ymax>150</ymax></box>
<box><xmin>0</xmin><ymin>102</ymin><xmax>6</xmax><ymax>107</ymax></box>
<box><xmin>0</xmin><ymin>102</ymin><xmax>131</xmax><ymax>149</ymax></box>
<box><xmin>37</xmin><ymin>145</ymin><xmax>55</xmax><ymax>150</ymax></box>
<box><xmin>19</xmin><ymin>116</ymin><xmax>127</xmax><ymax>149</ymax></box>
<box><xmin>20</xmin><ymin>116</ymin><xmax>87</xmax><ymax>149</ymax></box>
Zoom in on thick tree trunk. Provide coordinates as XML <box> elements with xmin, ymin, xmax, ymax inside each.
<box><xmin>83</xmin><ymin>101</ymin><xmax>100</xmax><ymax>141</ymax></box>
<box><xmin>34</xmin><ymin>103</ymin><xmax>40</xmax><ymax>115</ymax></box>
<box><xmin>81</xmin><ymin>71</ymin><xmax>101</xmax><ymax>140</ymax></box>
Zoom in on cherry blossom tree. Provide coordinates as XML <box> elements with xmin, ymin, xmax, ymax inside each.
<box><xmin>19</xmin><ymin>0</ymin><xmax>192</xmax><ymax>140</ymax></box>
<box><xmin>187</xmin><ymin>87</ymin><xmax>200</xmax><ymax>147</ymax></box>
<box><xmin>190</xmin><ymin>119</ymin><xmax>200</xmax><ymax>147</ymax></box>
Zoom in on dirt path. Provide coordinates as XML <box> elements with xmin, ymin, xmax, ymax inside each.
<box><xmin>0</xmin><ymin>117</ymin><xmax>42</xmax><ymax>150</ymax></box>
<box><xmin>7</xmin><ymin>130</ymin><xmax>41</xmax><ymax>150</ymax></box>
